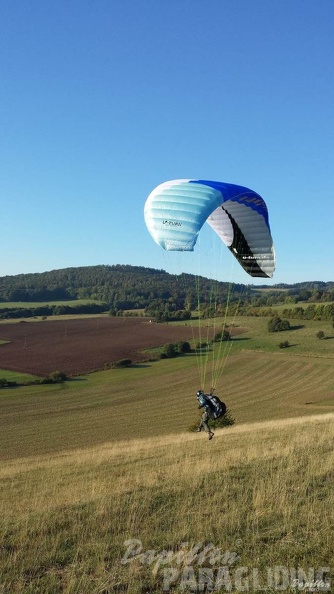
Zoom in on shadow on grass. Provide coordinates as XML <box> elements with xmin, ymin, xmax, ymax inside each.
<box><xmin>130</xmin><ymin>363</ymin><xmax>152</xmax><ymax>369</ymax></box>
<box><xmin>69</xmin><ymin>377</ymin><xmax>87</xmax><ymax>382</ymax></box>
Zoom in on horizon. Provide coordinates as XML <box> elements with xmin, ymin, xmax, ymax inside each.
<box><xmin>0</xmin><ymin>262</ymin><xmax>333</xmax><ymax>287</ymax></box>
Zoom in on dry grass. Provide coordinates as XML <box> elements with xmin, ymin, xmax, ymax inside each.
<box><xmin>1</xmin><ymin>414</ymin><xmax>333</xmax><ymax>593</ymax></box>
<box><xmin>1</xmin><ymin>315</ymin><xmax>334</xmax><ymax>592</ymax></box>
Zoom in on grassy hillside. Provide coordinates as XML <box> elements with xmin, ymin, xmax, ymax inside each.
<box><xmin>1</xmin><ymin>343</ymin><xmax>333</xmax><ymax>460</ymax></box>
<box><xmin>1</xmin><ymin>312</ymin><xmax>333</xmax><ymax>592</ymax></box>
<box><xmin>1</xmin><ymin>314</ymin><xmax>333</xmax><ymax>461</ymax></box>
<box><xmin>1</xmin><ymin>414</ymin><xmax>333</xmax><ymax>593</ymax></box>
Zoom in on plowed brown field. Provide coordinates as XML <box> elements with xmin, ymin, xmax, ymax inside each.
<box><xmin>0</xmin><ymin>317</ymin><xmax>202</xmax><ymax>376</ymax></box>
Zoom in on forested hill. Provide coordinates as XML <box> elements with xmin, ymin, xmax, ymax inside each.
<box><xmin>0</xmin><ymin>265</ymin><xmax>333</xmax><ymax>312</ymax></box>
<box><xmin>0</xmin><ymin>265</ymin><xmax>247</xmax><ymax>310</ymax></box>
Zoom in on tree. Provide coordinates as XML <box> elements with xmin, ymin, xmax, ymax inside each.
<box><xmin>161</xmin><ymin>343</ymin><xmax>178</xmax><ymax>358</ymax></box>
<box><xmin>49</xmin><ymin>371</ymin><xmax>67</xmax><ymax>382</ymax></box>
<box><xmin>177</xmin><ymin>341</ymin><xmax>192</xmax><ymax>354</ymax></box>
<box><xmin>112</xmin><ymin>358</ymin><xmax>132</xmax><ymax>368</ymax></box>
<box><xmin>53</xmin><ymin>305</ymin><xmax>67</xmax><ymax>315</ymax></box>
<box><xmin>316</xmin><ymin>331</ymin><xmax>325</xmax><ymax>340</ymax></box>
<box><xmin>214</xmin><ymin>329</ymin><xmax>231</xmax><ymax>342</ymax></box>
<box><xmin>268</xmin><ymin>316</ymin><xmax>291</xmax><ymax>332</ymax></box>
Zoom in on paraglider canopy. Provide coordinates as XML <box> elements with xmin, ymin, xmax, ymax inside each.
<box><xmin>144</xmin><ymin>179</ymin><xmax>275</xmax><ymax>278</ymax></box>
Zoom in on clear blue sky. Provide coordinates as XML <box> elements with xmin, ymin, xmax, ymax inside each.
<box><xmin>1</xmin><ymin>0</ymin><xmax>333</xmax><ymax>285</ymax></box>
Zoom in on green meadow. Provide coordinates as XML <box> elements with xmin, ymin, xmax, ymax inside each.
<box><xmin>0</xmin><ymin>314</ymin><xmax>333</xmax><ymax>592</ymax></box>
<box><xmin>187</xmin><ymin>314</ymin><xmax>334</xmax><ymax>357</ymax></box>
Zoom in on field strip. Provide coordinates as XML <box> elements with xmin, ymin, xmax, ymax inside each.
<box><xmin>1</xmin><ymin>412</ymin><xmax>333</xmax><ymax>478</ymax></box>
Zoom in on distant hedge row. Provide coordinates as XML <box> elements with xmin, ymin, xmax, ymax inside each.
<box><xmin>0</xmin><ymin>371</ymin><xmax>68</xmax><ymax>388</ymax></box>
<box><xmin>0</xmin><ymin>303</ymin><xmax>107</xmax><ymax>319</ymax></box>
<box><xmin>160</xmin><ymin>341</ymin><xmax>192</xmax><ymax>359</ymax></box>
<box><xmin>247</xmin><ymin>303</ymin><xmax>334</xmax><ymax>322</ymax></box>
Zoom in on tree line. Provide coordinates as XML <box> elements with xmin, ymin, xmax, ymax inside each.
<box><xmin>0</xmin><ymin>302</ymin><xmax>107</xmax><ymax>319</ymax></box>
<box><xmin>245</xmin><ymin>303</ymin><xmax>334</xmax><ymax>322</ymax></box>
<box><xmin>0</xmin><ymin>265</ymin><xmax>333</xmax><ymax>321</ymax></box>
<box><xmin>0</xmin><ymin>264</ymin><xmax>248</xmax><ymax>311</ymax></box>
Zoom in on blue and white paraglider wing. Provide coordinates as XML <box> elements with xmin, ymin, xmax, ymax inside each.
<box><xmin>144</xmin><ymin>179</ymin><xmax>275</xmax><ymax>278</ymax></box>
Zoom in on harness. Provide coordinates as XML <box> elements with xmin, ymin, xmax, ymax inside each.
<box><xmin>197</xmin><ymin>394</ymin><xmax>226</xmax><ymax>419</ymax></box>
